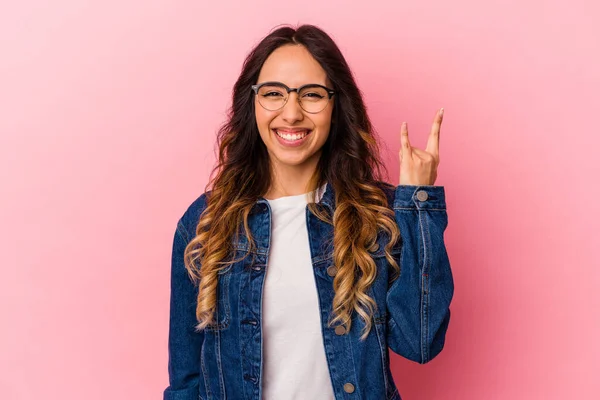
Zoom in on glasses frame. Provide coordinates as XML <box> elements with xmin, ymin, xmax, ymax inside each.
<box><xmin>251</xmin><ymin>81</ymin><xmax>336</xmax><ymax>114</ymax></box>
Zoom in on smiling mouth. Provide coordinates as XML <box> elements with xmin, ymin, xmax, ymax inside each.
<box><xmin>273</xmin><ymin>129</ymin><xmax>312</xmax><ymax>141</ymax></box>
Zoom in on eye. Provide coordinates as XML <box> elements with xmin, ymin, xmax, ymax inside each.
<box><xmin>299</xmin><ymin>86</ymin><xmax>328</xmax><ymax>99</ymax></box>
<box><xmin>258</xmin><ymin>85</ymin><xmax>286</xmax><ymax>97</ymax></box>
<box><xmin>303</xmin><ymin>92</ymin><xmax>324</xmax><ymax>98</ymax></box>
<box><xmin>263</xmin><ymin>91</ymin><xmax>284</xmax><ymax>97</ymax></box>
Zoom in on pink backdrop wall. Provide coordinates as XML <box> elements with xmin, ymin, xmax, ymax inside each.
<box><xmin>2</xmin><ymin>1</ymin><xmax>598</xmax><ymax>399</ymax></box>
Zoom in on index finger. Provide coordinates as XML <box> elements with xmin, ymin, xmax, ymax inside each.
<box><xmin>425</xmin><ymin>108</ymin><xmax>443</xmax><ymax>157</ymax></box>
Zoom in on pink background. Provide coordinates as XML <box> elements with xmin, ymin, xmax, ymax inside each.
<box><xmin>2</xmin><ymin>1</ymin><xmax>598</xmax><ymax>399</ymax></box>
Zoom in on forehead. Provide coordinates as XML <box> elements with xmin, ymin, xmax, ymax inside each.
<box><xmin>257</xmin><ymin>44</ymin><xmax>329</xmax><ymax>87</ymax></box>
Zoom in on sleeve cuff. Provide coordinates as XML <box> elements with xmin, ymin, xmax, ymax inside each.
<box><xmin>393</xmin><ymin>185</ymin><xmax>446</xmax><ymax>210</ymax></box>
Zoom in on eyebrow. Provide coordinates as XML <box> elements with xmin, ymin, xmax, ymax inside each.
<box><xmin>258</xmin><ymin>81</ymin><xmax>328</xmax><ymax>87</ymax></box>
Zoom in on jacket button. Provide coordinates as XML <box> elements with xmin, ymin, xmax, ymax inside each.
<box><xmin>416</xmin><ymin>190</ymin><xmax>428</xmax><ymax>201</ymax></box>
<box><xmin>334</xmin><ymin>325</ymin><xmax>346</xmax><ymax>335</ymax></box>
<box><xmin>327</xmin><ymin>265</ymin><xmax>337</xmax><ymax>277</ymax></box>
<box><xmin>343</xmin><ymin>383</ymin><xmax>355</xmax><ymax>393</ymax></box>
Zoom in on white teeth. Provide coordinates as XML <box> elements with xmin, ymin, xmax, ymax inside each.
<box><xmin>275</xmin><ymin>130</ymin><xmax>308</xmax><ymax>141</ymax></box>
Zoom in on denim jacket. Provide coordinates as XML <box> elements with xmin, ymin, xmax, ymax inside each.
<box><xmin>164</xmin><ymin>182</ymin><xmax>454</xmax><ymax>400</ymax></box>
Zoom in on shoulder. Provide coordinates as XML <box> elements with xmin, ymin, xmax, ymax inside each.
<box><xmin>177</xmin><ymin>190</ymin><xmax>212</xmax><ymax>241</ymax></box>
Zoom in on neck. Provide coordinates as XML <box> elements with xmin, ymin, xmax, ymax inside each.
<box><xmin>264</xmin><ymin>154</ymin><xmax>321</xmax><ymax>200</ymax></box>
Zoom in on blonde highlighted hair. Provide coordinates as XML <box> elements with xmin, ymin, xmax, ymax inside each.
<box><xmin>183</xmin><ymin>24</ymin><xmax>401</xmax><ymax>340</ymax></box>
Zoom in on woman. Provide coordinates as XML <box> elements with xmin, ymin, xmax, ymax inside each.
<box><xmin>164</xmin><ymin>24</ymin><xmax>454</xmax><ymax>400</ymax></box>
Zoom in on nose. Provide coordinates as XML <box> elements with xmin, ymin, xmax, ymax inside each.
<box><xmin>280</xmin><ymin>91</ymin><xmax>304</xmax><ymax>123</ymax></box>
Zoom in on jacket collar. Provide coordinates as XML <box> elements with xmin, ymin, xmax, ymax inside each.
<box><xmin>255</xmin><ymin>181</ymin><xmax>334</xmax><ymax>213</ymax></box>
<box><xmin>318</xmin><ymin>181</ymin><xmax>334</xmax><ymax>212</ymax></box>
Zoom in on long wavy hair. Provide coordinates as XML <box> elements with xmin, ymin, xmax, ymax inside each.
<box><xmin>183</xmin><ymin>24</ymin><xmax>401</xmax><ymax>340</ymax></box>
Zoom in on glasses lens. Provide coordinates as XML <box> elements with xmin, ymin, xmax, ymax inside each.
<box><xmin>298</xmin><ymin>86</ymin><xmax>329</xmax><ymax>113</ymax></box>
<box><xmin>257</xmin><ymin>84</ymin><xmax>287</xmax><ymax>111</ymax></box>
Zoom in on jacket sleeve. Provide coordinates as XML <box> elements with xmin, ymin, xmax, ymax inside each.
<box><xmin>163</xmin><ymin>219</ymin><xmax>204</xmax><ymax>400</ymax></box>
<box><xmin>386</xmin><ymin>185</ymin><xmax>454</xmax><ymax>364</ymax></box>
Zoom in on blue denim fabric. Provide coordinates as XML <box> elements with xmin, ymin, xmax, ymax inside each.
<box><xmin>164</xmin><ymin>182</ymin><xmax>454</xmax><ymax>400</ymax></box>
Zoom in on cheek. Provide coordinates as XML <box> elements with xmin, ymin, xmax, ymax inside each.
<box><xmin>315</xmin><ymin>114</ymin><xmax>333</xmax><ymax>134</ymax></box>
<box><xmin>254</xmin><ymin>107</ymin><xmax>272</xmax><ymax>131</ymax></box>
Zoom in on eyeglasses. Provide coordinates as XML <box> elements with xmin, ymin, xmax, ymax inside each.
<box><xmin>251</xmin><ymin>81</ymin><xmax>335</xmax><ymax>114</ymax></box>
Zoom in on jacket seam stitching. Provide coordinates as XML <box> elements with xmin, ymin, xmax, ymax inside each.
<box><xmin>394</xmin><ymin>207</ymin><xmax>445</xmax><ymax>211</ymax></box>
<box><xmin>216</xmin><ymin>319</ymin><xmax>226</xmax><ymax>399</ymax></box>
<box><xmin>372</xmin><ymin>318</ymin><xmax>389</xmax><ymax>393</ymax></box>
<box><xmin>176</xmin><ymin>219</ymin><xmax>190</xmax><ymax>244</ymax></box>
<box><xmin>418</xmin><ymin>208</ymin><xmax>431</xmax><ymax>363</ymax></box>
<box><xmin>387</xmin><ymin>386</ymin><xmax>399</xmax><ymax>400</ymax></box>
<box><xmin>201</xmin><ymin>339</ymin><xmax>212</xmax><ymax>399</ymax></box>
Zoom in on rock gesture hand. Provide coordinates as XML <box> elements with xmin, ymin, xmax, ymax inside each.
<box><xmin>399</xmin><ymin>108</ymin><xmax>444</xmax><ymax>186</ymax></box>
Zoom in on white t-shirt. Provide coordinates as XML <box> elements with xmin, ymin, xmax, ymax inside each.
<box><xmin>262</xmin><ymin>183</ymin><xmax>335</xmax><ymax>400</ymax></box>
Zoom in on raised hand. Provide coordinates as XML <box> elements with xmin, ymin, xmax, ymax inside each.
<box><xmin>399</xmin><ymin>108</ymin><xmax>443</xmax><ymax>186</ymax></box>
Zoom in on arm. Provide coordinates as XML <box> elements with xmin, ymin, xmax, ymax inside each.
<box><xmin>163</xmin><ymin>219</ymin><xmax>204</xmax><ymax>400</ymax></box>
<box><xmin>386</xmin><ymin>185</ymin><xmax>454</xmax><ymax>364</ymax></box>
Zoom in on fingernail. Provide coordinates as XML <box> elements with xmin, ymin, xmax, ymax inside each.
<box><xmin>440</xmin><ymin>108</ymin><xmax>444</xmax><ymax>117</ymax></box>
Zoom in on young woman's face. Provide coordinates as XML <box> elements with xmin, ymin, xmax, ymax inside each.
<box><xmin>254</xmin><ymin>44</ymin><xmax>334</xmax><ymax>173</ymax></box>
